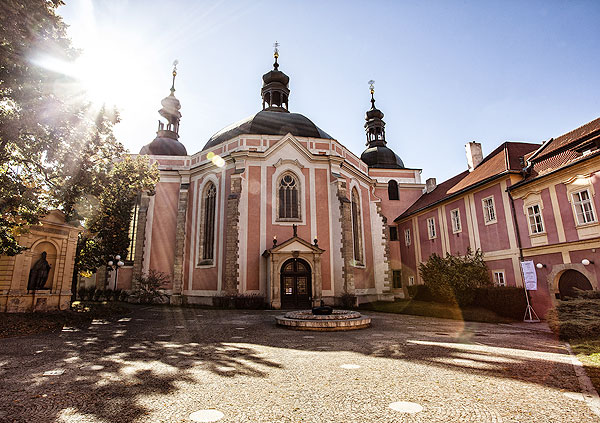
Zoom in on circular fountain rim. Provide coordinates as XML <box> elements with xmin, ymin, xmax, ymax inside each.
<box><xmin>276</xmin><ymin>309</ymin><xmax>371</xmax><ymax>331</ymax></box>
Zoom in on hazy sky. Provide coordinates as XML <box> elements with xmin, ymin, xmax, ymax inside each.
<box><xmin>57</xmin><ymin>0</ymin><xmax>600</xmax><ymax>182</ymax></box>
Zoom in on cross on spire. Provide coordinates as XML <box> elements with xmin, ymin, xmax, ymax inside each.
<box><xmin>368</xmin><ymin>79</ymin><xmax>376</xmax><ymax>108</ymax></box>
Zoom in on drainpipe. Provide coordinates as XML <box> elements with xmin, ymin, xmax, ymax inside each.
<box><xmin>507</xmin><ymin>189</ymin><xmax>524</xmax><ymax>262</ymax></box>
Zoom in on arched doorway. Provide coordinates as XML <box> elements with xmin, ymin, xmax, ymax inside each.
<box><xmin>558</xmin><ymin>270</ymin><xmax>593</xmax><ymax>299</ymax></box>
<box><xmin>280</xmin><ymin>258</ymin><xmax>312</xmax><ymax>309</ymax></box>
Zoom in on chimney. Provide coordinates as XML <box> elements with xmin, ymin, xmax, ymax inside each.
<box><xmin>465</xmin><ymin>141</ymin><xmax>483</xmax><ymax>172</ymax></box>
<box><xmin>425</xmin><ymin>177</ymin><xmax>437</xmax><ymax>193</ymax></box>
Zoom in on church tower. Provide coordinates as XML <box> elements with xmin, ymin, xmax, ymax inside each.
<box><xmin>140</xmin><ymin>61</ymin><xmax>187</xmax><ymax>156</ymax></box>
<box><xmin>360</xmin><ymin>81</ymin><xmax>404</xmax><ymax>168</ymax></box>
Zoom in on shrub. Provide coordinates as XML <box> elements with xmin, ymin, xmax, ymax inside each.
<box><xmin>233</xmin><ymin>293</ymin><xmax>266</xmax><ymax>309</ymax></box>
<box><xmin>112</xmin><ymin>289</ymin><xmax>122</xmax><ymax>301</ymax></box>
<box><xmin>86</xmin><ymin>287</ymin><xmax>96</xmax><ymax>301</ymax></box>
<box><xmin>472</xmin><ymin>286</ymin><xmax>529</xmax><ymax>319</ymax></box>
<box><xmin>407</xmin><ymin>284</ymin><xmax>435</xmax><ymax>302</ymax></box>
<box><xmin>213</xmin><ymin>294</ymin><xmax>234</xmax><ymax>308</ymax></box>
<box><xmin>118</xmin><ymin>290</ymin><xmax>129</xmax><ymax>302</ymax></box>
<box><xmin>547</xmin><ymin>298</ymin><xmax>600</xmax><ymax>339</ymax></box>
<box><xmin>419</xmin><ymin>248</ymin><xmax>491</xmax><ymax>306</ymax></box>
<box><xmin>93</xmin><ymin>289</ymin><xmax>104</xmax><ymax>302</ymax></box>
<box><xmin>104</xmin><ymin>289</ymin><xmax>113</xmax><ymax>302</ymax></box>
<box><xmin>77</xmin><ymin>287</ymin><xmax>88</xmax><ymax>301</ymax></box>
<box><xmin>129</xmin><ymin>270</ymin><xmax>169</xmax><ymax>304</ymax></box>
<box><xmin>340</xmin><ymin>293</ymin><xmax>357</xmax><ymax>308</ymax></box>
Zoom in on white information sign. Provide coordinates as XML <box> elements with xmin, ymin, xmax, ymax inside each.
<box><xmin>521</xmin><ymin>260</ymin><xmax>538</xmax><ymax>291</ymax></box>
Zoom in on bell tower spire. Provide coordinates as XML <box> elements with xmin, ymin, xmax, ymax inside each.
<box><xmin>158</xmin><ymin>60</ymin><xmax>182</xmax><ymax>135</ymax></box>
<box><xmin>360</xmin><ymin>80</ymin><xmax>405</xmax><ymax>169</ymax></box>
<box><xmin>261</xmin><ymin>42</ymin><xmax>290</xmax><ymax>112</ymax></box>
<box><xmin>364</xmin><ymin>80</ymin><xmax>386</xmax><ymax>147</ymax></box>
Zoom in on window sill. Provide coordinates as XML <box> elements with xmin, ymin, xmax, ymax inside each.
<box><xmin>529</xmin><ymin>231</ymin><xmax>547</xmax><ymax>238</ymax></box>
<box><xmin>452</xmin><ymin>229</ymin><xmax>462</xmax><ymax>234</ymax></box>
<box><xmin>575</xmin><ymin>220</ymin><xmax>599</xmax><ymax>229</ymax></box>
<box><xmin>484</xmin><ymin>220</ymin><xmax>498</xmax><ymax>226</ymax></box>
<box><xmin>196</xmin><ymin>259</ymin><xmax>215</xmax><ymax>268</ymax></box>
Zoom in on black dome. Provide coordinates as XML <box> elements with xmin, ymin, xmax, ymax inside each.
<box><xmin>140</xmin><ymin>134</ymin><xmax>187</xmax><ymax>156</ymax></box>
<box><xmin>203</xmin><ymin>110</ymin><xmax>333</xmax><ymax>150</ymax></box>
<box><xmin>360</xmin><ymin>145</ymin><xmax>405</xmax><ymax>169</ymax></box>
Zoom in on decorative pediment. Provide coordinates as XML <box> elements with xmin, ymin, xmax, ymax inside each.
<box><xmin>263</xmin><ymin>232</ymin><xmax>325</xmax><ymax>257</ymax></box>
<box><xmin>274</xmin><ymin>158</ymin><xmax>304</xmax><ymax>169</ymax></box>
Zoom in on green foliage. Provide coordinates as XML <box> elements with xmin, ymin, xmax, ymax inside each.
<box><xmin>406</xmin><ymin>284</ymin><xmax>435</xmax><ymax>301</ymax></box>
<box><xmin>418</xmin><ymin>248</ymin><xmax>492</xmax><ymax>306</ymax></box>
<box><xmin>0</xmin><ymin>0</ymin><xmax>137</xmax><ymax>255</ymax></box>
<box><xmin>76</xmin><ymin>156</ymin><xmax>159</xmax><ymax>273</ymax></box>
<box><xmin>472</xmin><ymin>287</ymin><xmax>528</xmax><ymax>319</ymax></box>
<box><xmin>547</xmin><ymin>298</ymin><xmax>600</xmax><ymax>340</ymax></box>
<box><xmin>129</xmin><ymin>270</ymin><xmax>169</xmax><ymax>304</ymax></box>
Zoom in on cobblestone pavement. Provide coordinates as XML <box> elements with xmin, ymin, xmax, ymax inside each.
<box><xmin>0</xmin><ymin>306</ymin><xmax>597</xmax><ymax>422</ymax></box>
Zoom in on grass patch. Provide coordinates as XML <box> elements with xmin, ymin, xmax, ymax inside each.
<box><xmin>359</xmin><ymin>299</ymin><xmax>515</xmax><ymax>324</ymax></box>
<box><xmin>547</xmin><ymin>298</ymin><xmax>600</xmax><ymax>393</ymax></box>
<box><xmin>0</xmin><ymin>301</ymin><xmax>131</xmax><ymax>339</ymax></box>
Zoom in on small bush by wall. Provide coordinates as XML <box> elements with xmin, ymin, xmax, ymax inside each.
<box><xmin>547</xmin><ymin>298</ymin><xmax>600</xmax><ymax>339</ymax></box>
<box><xmin>472</xmin><ymin>287</ymin><xmax>529</xmax><ymax>319</ymax></box>
<box><xmin>419</xmin><ymin>248</ymin><xmax>492</xmax><ymax>306</ymax></box>
<box><xmin>406</xmin><ymin>285</ymin><xmax>435</xmax><ymax>302</ymax></box>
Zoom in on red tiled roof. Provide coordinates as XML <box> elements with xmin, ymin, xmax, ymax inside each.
<box><xmin>397</xmin><ymin>142</ymin><xmax>539</xmax><ymax>221</ymax></box>
<box><xmin>535</xmin><ymin>117</ymin><xmax>600</xmax><ymax>159</ymax></box>
<box><xmin>514</xmin><ymin>117</ymin><xmax>600</xmax><ymax>186</ymax></box>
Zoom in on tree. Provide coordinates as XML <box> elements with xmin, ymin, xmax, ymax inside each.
<box><xmin>77</xmin><ymin>156</ymin><xmax>159</xmax><ymax>274</ymax></box>
<box><xmin>0</xmin><ymin>1</ymin><xmax>148</xmax><ymax>256</ymax></box>
<box><xmin>418</xmin><ymin>248</ymin><xmax>492</xmax><ymax>306</ymax></box>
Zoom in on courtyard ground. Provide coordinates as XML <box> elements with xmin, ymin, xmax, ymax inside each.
<box><xmin>0</xmin><ymin>306</ymin><xmax>599</xmax><ymax>423</ymax></box>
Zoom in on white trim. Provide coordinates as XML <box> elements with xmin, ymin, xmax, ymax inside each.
<box><xmin>259</xmin><ymin>165</ymin><xmax>266</xmax><ymax>295</ymax></box>
<box><xmin>217</xmin><ymin>169</ymin><xmax>226</xmax><ymax>292</ymax></box>
<box><xmin>427</xmin><ymin>217</ymin><xmax>437</xmax><ymax>239</ymax></box>
<box><xmin>271</xmin><ymin>163</ymin><xmax>306</xmax><ymax>226</ymax></box>
<box><xmin>195</xmin><ymin>174</ymin><xmax>219</xmax><ymax>268</ymax></box>
<box><xmin>309</xmin><ymin>167</ymin><xmax>317</xmax><ymax>242</ymax></box>
<box><xmin>142</xmin><ymin>194</ymin><xmax>155</xmax><ymax>275</ymax></box>
<box><xmin>349</xmin><ymin>180</ymin><xmax>366</xmax><ymax>267</ymax></box>
<box><xmin>404</xmin><ymin>228</ymin><xmax>411</xmax><ymax>246</ymax></box>
<box><xmin>492</xmin><ymin>269</ymin><xmax>506</xmax><ymax>287</ymax></box>
<box><xmin>450</xmin><ymin>208</ymin><xmax>462</xmax><ymax>233</ymax></box>
<box><xmin>482</xmin><ymin>195</ymin><xmax>497</xmax><ymax>225</ymax></box>
<box><xmin>571</xmin><ymin>188</ymin><xmax>597</xmax><ymax>226</ymax></box>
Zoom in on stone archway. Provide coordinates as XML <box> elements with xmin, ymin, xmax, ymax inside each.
<box><xmin>280</xmin><ymin>258</ymin><xmax>312</xmax><ymax>309</ymax></box>
<box><xmin>558</xmin><ymin>270</ymin><xmax>593</xmax><ymax>299</ymax></box>
<box><xmin>547</xmin><ymin>263</ymin><xmax>597</xmax><ymax>304</ymax></box>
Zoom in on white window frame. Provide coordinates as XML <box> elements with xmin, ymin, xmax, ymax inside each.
<box><xmin>572</xmin><ymin>189</ymin><xmax>597</xmax><ymax>226</ymax></box>
<box><xmin>450</xmin><ymin>208</ymin><xmax>462</xmax><ymax>233</ymax></box>
<box><xmin>526</xmin><ymin>204</ymin><xmax>545</xmax><ymax>235</ymax></box>
<box><xmin>408</xmin><ymin>276</ymin><xmax>415</xmax><ymax>286</ymax></box>
<box><xmin>404</xmin><ymin>228</ymin><xmax>411</xmax><ymax>246</ymax></box>
<box><xmin>482</xmin><ymin>196</ymin><xmax>497</xmax><ymax>224</ymax></box>
<box><xmin>493</xmin><ymin>270</ymin><xmax>506</xmax><ymax>287</ymax></box>
<box><xmin>427</xmin><ymin>217</ymin><xmax>436</xmax><ymax>239</ymax></box>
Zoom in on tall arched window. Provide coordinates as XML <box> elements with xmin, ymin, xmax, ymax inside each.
<box><xmin>351</xmin><ymin>187</ymin><xmax>364</xmax><ymax>264</ymax></box>
<box><xmin>278</xmin><ymin>173</ymin><xmax>300</xmax><ymax>220</ymax></box>
<box><xmin>202</xmin><ymin>182</ymin><xmax>217</xmax><ymax>261</ymax></box>
<box><xmin>388</xmin><ymin>180</ymin><xmax>399</xmax><ymax>200</ymax></box>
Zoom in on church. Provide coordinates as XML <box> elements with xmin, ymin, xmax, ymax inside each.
<box><xmin>121</xmin><ymin>49</ymin><xmax>425</xmax><ymax>308</ymax></box>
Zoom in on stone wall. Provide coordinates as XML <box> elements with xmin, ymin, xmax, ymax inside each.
<box><xmin>224</xmin><ymin>174</ymin><xmax>241</xmax><ymax>293</ymax></box>
<box><xmin>336</xmin><ymin>179</ymin><xmax>355</xmax><ymax>294</ymax></box>
<box><xmin>171</xmin><ymin>183</ymin><xmax>189</xmax><ymax>304</ymax></box>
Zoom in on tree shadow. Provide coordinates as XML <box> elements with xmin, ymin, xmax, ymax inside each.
<box><xmin>0</xmin><ymin>306</ymin><xmax>585</xmax><ymax>422</ymax></box>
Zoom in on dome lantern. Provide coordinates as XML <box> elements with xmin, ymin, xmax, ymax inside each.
<box><xmin>360</xmin><ymin>81</ymin><xmax>405</xmax><ymax>169</ymax></box>
<box><xmin>261</xmin><ymin>42</ymin><xmax>290</xmax><ymax>112</ymax></box>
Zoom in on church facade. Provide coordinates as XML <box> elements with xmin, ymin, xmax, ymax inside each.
<box><xmin>120</xmin><ymin>53</ymin><xmax>424</xmax><ymax>308</ymax></box>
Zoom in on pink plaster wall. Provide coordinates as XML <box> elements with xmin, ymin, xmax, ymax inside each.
<box><xmin>555</xmin><ymin>183</ymin><xmax>579</xmax><ymax>242</ymax></box>
<box><xmin>315</xmin><ymin>169</ymin><xmax>331</xmax><ymax>290</ymax></box>
<box><xmin>541</xmin><ymin>188</ymin><xmax>559</xmax><ymax>244</ymax></box>
<box><xmin>417</xmin><ymin>210</ymin><xmax>443</xmax><ymax>260</ymax></box>
<box><xmin>149</xmin><ymin>182</ymin><xmax>180</xmax><ymax>287</ymax></box>
<box><xmin>473</xmin><ymin>184</ymin><xmax>511</xmax><ymax>252</ymax></box>
<box><xmin>352</xmin><ymin>183</ymin><xmax>375</xmax><ymax>290</ymax></box>
<box><xmin>246</xmin><ymin>166</ymin><xmax>261</xmax><ymax>291</ymax></box>
<box><xmin>116</xmin><ymin>266</ymin><xmax>133</xmax><ymax>290</ymax></box>
<box><xmin>398</xmin><ymin>220</ymin><xmax>417</xmax><ymax>278</ymax></box>
<box><xmin>485</xmin><ymin>258</ymin><xmax>515</xmax><ymax>286</ymax></box>
<box><xmin>513</xmin><ymin>198</ymin><xmax>531</xmax><ymax>249</ymax></box>
<box><xmin>444</xmin><ymin>198</ymin><xmax>471</xmax><ymax>255</ymax></box>
<box><xmin>525</xmin><ymin>252</ymin><xmax>563</xmax><ymax>318</ymax></box>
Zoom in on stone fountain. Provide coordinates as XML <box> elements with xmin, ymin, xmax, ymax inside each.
<box><xmin>275</xmin><ymin>303</ymin><xmax>371</xmax><ymax>331</ymax></box>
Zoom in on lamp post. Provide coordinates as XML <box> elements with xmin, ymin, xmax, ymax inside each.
<box><xmin>107</xmin><ymin>255</ymin><xmax>124</xmax><ymax>290</ymax></box>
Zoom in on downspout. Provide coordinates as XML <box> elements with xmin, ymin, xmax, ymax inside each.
<box><xmin>507</xmin><ymin>189</ymin><xmax>524</xmax><ymax>261</ymax></box>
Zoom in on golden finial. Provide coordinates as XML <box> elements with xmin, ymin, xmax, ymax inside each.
<box><xmin>368</xmin><ymin>79</ymin><xmax>375</xmax><ymax>95</ymax></box>
<box><xmin>273</xmin><ymin>41</ymin><xmax>280</xmax><ymax>59</ymax></box>
<box><xmin>171</xmin><ymin>59</ymin><xmax>179</xmax><ymax>93</ymax></box>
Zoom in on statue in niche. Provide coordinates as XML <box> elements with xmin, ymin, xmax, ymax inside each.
<box><xmin>27</xmin><ymin>251</ymin><xmax>51</xmax><ymax>290</ymax></box>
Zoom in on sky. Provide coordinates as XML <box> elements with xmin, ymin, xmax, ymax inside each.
<box><xmin>56</xmin><ymin>0</ymin><xmax>600</xmax><ymax>183</ymax></box>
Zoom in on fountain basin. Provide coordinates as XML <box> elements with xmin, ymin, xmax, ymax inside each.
<box><xmin>276</xmin><ymin>310</ymin><xmax>371</xmax><ymax>331</ymax></box>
